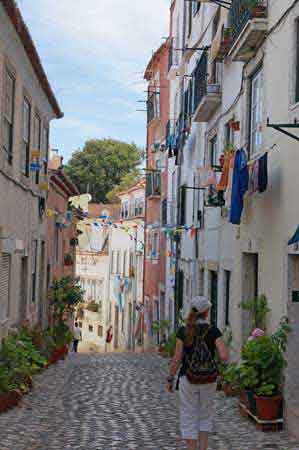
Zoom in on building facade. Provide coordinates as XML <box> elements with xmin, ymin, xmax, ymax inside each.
<box><xmin>0</xmin><ymin>0</ymin><xmax>62</xmax><ymax>339</ymax></box>
<box><xmin>144</xmin><ymin>42</ymin><xmax>172</xmax><ymax>348</ymax></box>
<box><xmin>144</xmin><ymin>0</ymin><xmax>299</xmax><ymax>437</ymax></box>
<box><xmin>108</xmin><ymin>180</ymin><xmax>145</xmax><ymax>351</ymax></box>
<box><xmin>46</xmin><ymin>149</ymin><xmax>79</xmax><ymax>301</ymax></box>
<box><xmin>76</xmin><ymin>203</ymin><xmax>119</xmax><ymax>352</ymax></box>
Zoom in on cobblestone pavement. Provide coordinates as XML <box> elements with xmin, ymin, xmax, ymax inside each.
<box><xmin>0</xmin><ymin>352</ymin><xmax>298</xmax><ymax>450</ymax></box>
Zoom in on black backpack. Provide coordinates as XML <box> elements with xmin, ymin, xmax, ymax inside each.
<box><xmin>185</xmin><ymin>326</ymin><xmax>218</xmax><ymax>384</ymax></box>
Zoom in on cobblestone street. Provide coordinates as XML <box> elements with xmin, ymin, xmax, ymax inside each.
<box><xmin>0</xmin><ymin>353</ymin><xmax>298</xmax><ymax>450</ymax></box>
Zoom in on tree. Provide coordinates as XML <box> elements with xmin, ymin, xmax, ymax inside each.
<box><xmin>65</xmin><ymin>139</ymin><xmax>143</xmax><ymax>203</ymax></box>
<box><xmin>106</xmin><ymin>171</ymin><xmax>141</xmax><ymax>203</ymax></box>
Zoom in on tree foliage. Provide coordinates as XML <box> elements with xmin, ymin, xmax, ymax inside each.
<box><xmin>65</xmin><ymin>139</ymin><xmax>143</xmax><ymax>203</ymax></box>
<box><xmin>106</xmin><ymin>171</ymin><xmax>141</xmax><ymax>203</ymax></box>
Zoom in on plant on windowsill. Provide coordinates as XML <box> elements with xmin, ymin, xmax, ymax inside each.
<box><xmin>64</xmin><ymin>253</ymin><xmax>74</xmax><ymax>266</ymax></box>
<box><xmin>245</xmin><ymin>0</ymin><xmax>267</xmax><ymax>18</ymax></box>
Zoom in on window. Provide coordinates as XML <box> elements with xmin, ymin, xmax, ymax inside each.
<box><xmin>123</xmin><ymin>250</ymin><xmax>127</xmax><ymax>276</ymax></box>
<box><xmin>250</xmin><ymin>68</ymin><xmax>263</xmax><ymax>156</ymax></box>
<box><xmin>3</xmin><ymin>68</ymin><xmax>15</xmax><ymax>162</ymax></box>
<box><xmin>225</xmin><ymin>121</ymin><xmax>235</xmax><ymax>147</ymax></box>
<box><xmin>20</xmin><ymin>97</ymin><xmax>31</xmax><ymax>175</ymax></box>
<box><xmin>209</xmin><ymin>135</ymin><xmax>218</xmax><ymax>167</ymax></box>
<box><xmin>187</xmin><ymin>0</ymin><xmax>193</xmax><ymax>37</ymax></box>
<box><xmin>42</xmin><ymin>126</ymin><xmax>49</xmax><ymax>174</ymax></box>
<box><xmin>295</xmin><ymin>19</ymin><xmax>299</xmax><ymax>103</ymax></box>
<box><xmin>31</xmin><ymin>241</ymin><xmax>38</xmax><ymax>302</ymax></box>
<box><xmin>116</xmin><ymin>250</ymin><xmax>121</xmax><ymax>274</ymax></box>
<box><xmin>98</xmin><ymin>325</ymin><xmax>103</xmax><ymax>337</ymax></box>
<box><xmin>152</xmin><ymin>232</ymin><xmax>159</xmax><ymax>259</ymax></box>
<box><xmin>161</xmin><ymin>198</ymin><xmax>167</xmax><ymax>226</ymax></box>
<box><xmin>88</xmin><ymin>325</ymin><xmax>93</xmax><ymax>332</ymax></box>
<box><xmin>33</xmin><ymin>113</ymin><xmax>41</xmax><ymax>184</ymax></box>
<box><xmin>179</xmin><ymin>185</ymin><xmax>186</xmax><ymax>226</ymax></box>
<box><xmin>122</xmin><ymin>201</ymin><xmax>129</xmax><ymax>218</ymax></box>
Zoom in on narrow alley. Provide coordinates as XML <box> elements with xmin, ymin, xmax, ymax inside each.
<box><xmin>0</xmin><ymin>353</ymin><xmax>298</xmax><ymax>450</ymax></box>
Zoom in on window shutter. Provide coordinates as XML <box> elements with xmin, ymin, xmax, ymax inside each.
<box><xmin>0</xmin><ymin>254</ymin><xmax>10</xmax><ymax>321</ymax></box>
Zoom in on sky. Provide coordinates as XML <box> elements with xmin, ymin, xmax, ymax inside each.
<box><xmin>17</xmin><ymin>0</ymin><xmax>169</xmax><ymax>161</ymax></box>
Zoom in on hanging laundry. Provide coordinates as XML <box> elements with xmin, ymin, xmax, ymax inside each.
<box><xmin>230</xmin><ymin>148</ymin><xmax>249</xmax><ymax>225</ymax></box>
<box><xmin>198</xmin><ymin>167</ymin><xmax>217</xmax><ymax>187</ymax></box>
<box><xmin>258</xmin><ymin>152</ymin><xmax>268</xmax><ymax>193</ymax></box>
<box><xmin>248</xmin><ymin>159</ymin><xmax>259</xmax><ymax>195</ymax></box>
<box><xmin>217</xmin><ymin>152</ymin><xmax>234</xmax><ymax>191</ymax></box>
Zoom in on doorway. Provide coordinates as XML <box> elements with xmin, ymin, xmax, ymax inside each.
<box><xmin>19</xmin><ymin>256</ymin><xmax>28</xmax><ymax>324</ymax></box>
<box><xmin>210</xmin><ymin>271</ymin><xmax>218</xmax><ymax>327</ymax></box>
<box><xmin>128</xmin><ymin>303</ymin><xmax>132</xmax><ymax>350</ymax></box>
<box><xmin>38</xmin><ymin>242</ymin><xmax>45</xmax><ymax>326</ymax></box>
<box><xmin>114</xmin><ymin>305</ymin><xmax>119</xmax><ymax>349</ymax></box>
<box><xmin>285</xmin><ymin>254</ymin><xmax>299</xmax><ymax>436</ymax></box>
<box><xmin>242</xmin><ymin>253</ymin><xmax>259</xmax><ymax>340</ymax></box>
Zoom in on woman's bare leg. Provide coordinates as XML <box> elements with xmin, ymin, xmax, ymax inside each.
<box><xmin>199</xmin><ymin>431</ymin><xmax>209</xmax><ymax>450</ymax></box>
<box><xmin>186</xmin><ymin>438</ymin><xmax>198</xmax><ymax>450</ymax></box>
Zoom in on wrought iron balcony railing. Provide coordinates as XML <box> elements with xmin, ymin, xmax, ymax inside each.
<box><xmin>193</xmin><ymin>52</ymin><xmax>208</xmax><ymax>112</ymax></box>
<box><xmin>228</xmin><ymin>0</ymin><xmax>268</xmax><ymax>44</ymax></box>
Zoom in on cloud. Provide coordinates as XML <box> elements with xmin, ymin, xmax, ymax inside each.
<box><xmin>17</xmin><ymin>0</ymin><xmax>169</xmax><ymax>157</ymax></box>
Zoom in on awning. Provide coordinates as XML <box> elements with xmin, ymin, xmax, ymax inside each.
<box><xmin>288</xmin><ymin>226</ymin><xmax>299</xmax><ymax>246</ymax></box>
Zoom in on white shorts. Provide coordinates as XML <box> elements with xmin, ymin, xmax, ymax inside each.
<box><xmin>179</xmin><ymin>376</ymin><xmax>216</xmax><ymax>439</ymax></box>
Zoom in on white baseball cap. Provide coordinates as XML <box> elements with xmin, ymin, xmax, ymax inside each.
<box><xmin>190</xmin><ymin>296</ymin><xmax>211</xmax><ymax>313</ymax></box>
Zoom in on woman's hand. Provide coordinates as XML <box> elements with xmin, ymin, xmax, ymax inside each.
<box><xmin>166</xmin><ymin>381</ymin><xmax>174</xmax><ymax>393</ymax></box>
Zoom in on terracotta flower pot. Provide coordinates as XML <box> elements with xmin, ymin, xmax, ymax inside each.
<box><xmin>246</xmin><ymin>390</ymin><xmax>257</xmax><ymax>415</ymax></box>
<box><xmin>239</xmin><ymin>390</ymin><xmax>249</xmax><ymax>407</ymax></box>
<box><xmin>9</xmin><ymin>389</ymin><xmax>22</xmax><ymax>407</ymax></box>
<box><xmin>0</xmin><ymin>393</ymin><xmax>9</xmax><ymax>413</ymax></box>
<box><xmin>254</xmin><ymin>394</ymin><xmax>283</xmax><ymax>421</ymax></box>
<box><xmin>251</xmin><ymin>6</ymin><xmax>267</xmax><ymax>18</ymax></box>
<box><xmin>223</xmin><ymin>383</ymin><xmax>240</xmax><ymax>397</ymax></box>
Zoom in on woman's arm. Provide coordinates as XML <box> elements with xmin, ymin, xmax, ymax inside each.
<box><xmin>215</xmin><ymin>337</ymin><xmax>229</xmax><ymax>363</ymax></box>
<box><xmin>166</xmin><ymin>339</ymin><xmax>184</xmax><ymax>392</ymax></box>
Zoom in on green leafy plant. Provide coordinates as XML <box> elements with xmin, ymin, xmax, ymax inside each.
<box><xmin>255</xmin><ymin>383</ymin><xmax>277</xmax><ymax>397</ymax></box>
<box><xmin>164</xmin><ymin>332</ymin><xmax>177</xmax><ymax>357</ymax></box>
<box><xmin>241</xmin><ymin>335</ymin><xmax>286</xmax><ymax>396</ymax></box>
<box><xmin>239</xmin><ymin>364</ymin><xmax>259</xmax><ymax>391</ymax></box>
<box><xmin>240</xmin><ymin>294</ymin><xmax>270</xmax><ymax>333</ymax></box>
<box><xmin>50</xmin><ymin>276</ymin><xmax>84</xmax><ymax>324</ymax></box>
<box><xmin>272</xmin><ymin>316</ymin><xmax>291</xmax><ymax>352</ymax></box>
<box><xmin>222</xmin><ymin>363</ymin><xmax>240</xmax><ymax>389</ymax></box>
<box><xmin>151</xmin><ymin>320</ymin><xmax>171</xmax><ymax>335</ymax></box>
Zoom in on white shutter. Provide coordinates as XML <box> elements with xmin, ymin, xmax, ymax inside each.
<box><xmin>0</xmin><ymin>254</ymin><xmax>10</xmax><ymax>321</ymax></box>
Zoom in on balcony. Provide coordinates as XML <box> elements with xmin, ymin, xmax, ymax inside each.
<box><xmin>228</xmin><ymin>0</ymin><xmax>268</xmax><ymax>62</ymax></box>
<box><xmin>146</xmin><ymin>172</ymin><xmax>161</xmax><ymax>199</ymax></box>
<box><xmin>147</xmin><ymin>92</ymin><xmax>160</xmax><ymax>125</ymax></box>
<box><xmin>193</xmin><ymin>53</ymin><xmax>222</xmax><ymax>123</ymax></box>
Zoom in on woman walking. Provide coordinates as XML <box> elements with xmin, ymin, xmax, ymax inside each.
<box><xmin>166</xmin><ymin>296</ymin><xmax>229</xmax><ymax>450</ymax></box>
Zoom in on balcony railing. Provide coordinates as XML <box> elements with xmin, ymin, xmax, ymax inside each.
<box><xmin>193</xmin><ymin>52</ymin><xmax>221</xmax><ymax>122</ymax></box>
<box><xmin>146</xmin><ymin>172</ymin><xmax>161</xmax><ymax>197</ymax></box>
<box><xmin>228</xmin><ymin>0</ymin><xmax>268</xmax><ymax>61</ymax></box>
<box><xmin>168</xmin><ymin>38</ymin><xmax>174</xmax><ymax>72</ymax></box>
<box><xmin>193</xmin><ymin>52</ymin><xmax>208</xmax><ymax>113</ymax></box>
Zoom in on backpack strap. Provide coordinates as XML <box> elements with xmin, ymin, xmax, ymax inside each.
<box><xmin>195</xmin><ymin>325</ymin><xmax>211</xmax><ymax>346</ymax></box>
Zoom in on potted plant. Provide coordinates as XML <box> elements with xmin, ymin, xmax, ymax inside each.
<box><xmin>240</xmin><ymin>294</ymin><xmax>270</xmax><ymax>336</ymax></box>
<box><xmin>64</xmin><ymin>253</ymin><xmax>74</xmax><ymax>266</ymax></box>
<box><xmin>222</xmin><ymin>363</ymin><xmax>241</xmax><ymax>397</ymax></box>
<box><xmin>239</xmin><ymin>364</ymin><xmax>259</xmax><ymax>414</ymax></box>
<box><xmin>242</xmin><ymin>333</ymin><xmax>286</xmax><ymax>420</ymax></box>
<box><xmin>245</xmin><ymin>0</ymin><xmax>267</xmax><ymax>18</ymax></box>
